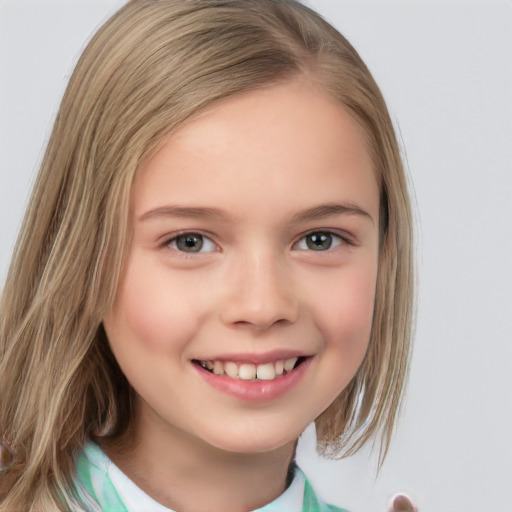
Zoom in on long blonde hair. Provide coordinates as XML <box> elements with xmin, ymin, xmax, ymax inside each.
<box><xmin>0</xmin><ymin>0</ymin><xmax>414</xmax><ymax>509</ymax></box>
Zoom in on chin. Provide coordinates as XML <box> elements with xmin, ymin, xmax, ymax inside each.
<box><xmin>200</xmin><ymin>424</ymin><xmax>301</xmax><ymax>455</ymax></box>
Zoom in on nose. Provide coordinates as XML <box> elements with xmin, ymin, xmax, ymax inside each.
<box><xmin>220</xmin><ymin>251</ymin><xmax>299</xmax><ymax>330</ymax></box>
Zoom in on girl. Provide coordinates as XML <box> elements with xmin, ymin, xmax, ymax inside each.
<box><xmin>0</xmin><ymin>1</ymin><xmax>414</xmax><ymax>511</ymax></box>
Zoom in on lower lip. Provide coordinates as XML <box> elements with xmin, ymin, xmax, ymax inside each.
<box><xmin>194</xmin><ymin>358</ymin><xmax>312</xmax><ymax>403</ymax></box>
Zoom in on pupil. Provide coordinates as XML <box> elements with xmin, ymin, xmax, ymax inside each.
<box><xmin>307</xmin><ymin>233</ymin><xmax>332</xmax><ymax>251</ymax></box>
<box><xmin>177</xmin><ymin>234</ymin><xmax>203</xmax><ymax>252</ymax></box>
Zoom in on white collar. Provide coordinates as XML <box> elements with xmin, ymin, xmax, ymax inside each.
<box><xmin>86</xmin><ymin>441</ymin><xmax>306</xmax><ymax>512</ymax></box>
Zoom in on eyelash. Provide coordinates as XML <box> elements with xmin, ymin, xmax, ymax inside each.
<box><xmin>165</xmin><ymin>231</ymin><xmax>218</xmax><ymax>254</ymax></box>
<box><xmin>163</xmin><ymin>229</ymin><xmax>353</xmax><ymax>255</ymax></box>
<box><xmin>292</xmin><ymin>230</ymin><xmax>352</xmax><ymax>252</ymax></box>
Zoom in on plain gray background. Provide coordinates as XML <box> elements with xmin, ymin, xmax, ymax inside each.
<box><xmin>1</xmin><ymin>1</ymin><xmax>511</xmax><ymax>511</ymax></box>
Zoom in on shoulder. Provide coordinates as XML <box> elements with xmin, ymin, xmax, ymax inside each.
<box><xmin>73</xmin><ymin>441</ymin><xmax>127</xmax><ymax>511</ymax></box>
<box><xmin>299</xmin><ymin>468</ymin><xmax>351</xmax><ymax>512</ymax></box>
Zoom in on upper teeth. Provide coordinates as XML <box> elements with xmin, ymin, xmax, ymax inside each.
<box><xmin>199</xmin><ymin>358</ymin><xmax>299</xmax><ymax>381</ymax></box>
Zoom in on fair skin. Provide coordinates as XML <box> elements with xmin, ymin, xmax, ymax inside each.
<box><xmin>102</xmin><ymin>79</ymin><xmax>380</xmax><ymax>512</ymax></box>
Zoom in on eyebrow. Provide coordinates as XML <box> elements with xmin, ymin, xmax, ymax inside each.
<box><xmin>138</xmin><ymin>202</ymin><xmax>374</xmax><ymax>224</ymax></box>
<box><xmin>138</xmin><ymin>206</ymin><xmax>231</xmax><ymax>222</ymax></box>
<box><xmin>288</xmin><ymin>203</ymin><xmax>374</xmax><ymax>225</ymax></box>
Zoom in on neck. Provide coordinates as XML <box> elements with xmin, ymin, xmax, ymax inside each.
<box><xmin>100</xmin><ymin>406</ymin><xmax>297</xmax><ymax>512</ymax></box>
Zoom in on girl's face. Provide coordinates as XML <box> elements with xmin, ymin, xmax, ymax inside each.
<box><xmin>104</xmin><ymin>80</ymin><xmax>380</xmax><ymax>454</ymax></box>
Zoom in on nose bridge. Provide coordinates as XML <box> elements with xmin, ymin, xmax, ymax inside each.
<box><xmin>220</xmin><ymin>245</ymin><xmax>298</xmax><ymax>329</ymax></box>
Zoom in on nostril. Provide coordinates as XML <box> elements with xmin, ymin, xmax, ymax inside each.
<box><xmin>230</xmin><ymin>314</ymin><xmax>294</xmax><ymax>331</ymax></box>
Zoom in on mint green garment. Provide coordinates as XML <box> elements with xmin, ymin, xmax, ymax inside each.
<box><xmin>74</xmin><ymin>442</ymin><xmax>348</xmax><ymax>512</ymax></box>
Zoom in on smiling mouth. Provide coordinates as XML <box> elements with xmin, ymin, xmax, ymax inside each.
<box><xmin>192</xmin><ymin>357</ymin><xmax>307</xmax><ymax>381</ymax></box>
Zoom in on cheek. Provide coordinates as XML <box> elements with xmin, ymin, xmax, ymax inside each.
<box><xmin>104</xmin><ymin>258</ymin><xmax>200</xmax><ymax>354</ymax></box>
<box><xmin>302</xmin><ymin>263</ymin><xmax>377</xmax><ymax>415</ymax></box>
<box><xmin>308</xmin><ymin>263</ymin><xmax>377</xmax><ymax>354</ymax></box>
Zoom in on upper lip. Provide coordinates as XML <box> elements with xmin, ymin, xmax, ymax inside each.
<box><xmin>193</xmin><ymin>349</ymin><xmax>311</xmax><ymax>365</ymax></box>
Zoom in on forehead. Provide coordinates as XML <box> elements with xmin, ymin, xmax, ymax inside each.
<box><xmin>134</xmin><ymin>80</ymin><xmax>379</xmax><ymax>224</ymax></box>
